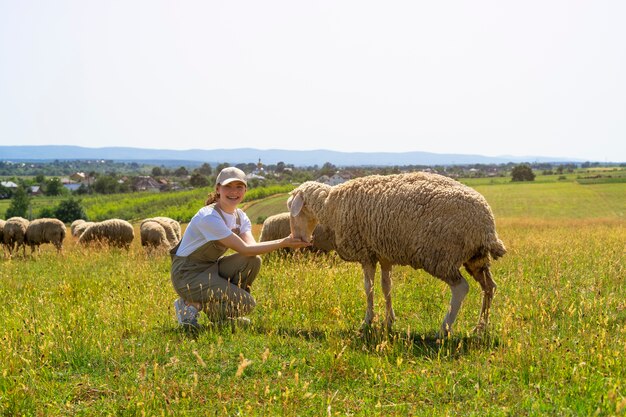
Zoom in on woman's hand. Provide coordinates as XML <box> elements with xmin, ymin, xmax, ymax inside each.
<box><xmin>281</xmin><ymin>236</ymin><xmax>312</xmax><ymax>249</ymax></box>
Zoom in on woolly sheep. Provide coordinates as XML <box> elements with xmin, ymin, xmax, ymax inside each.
<box><xmin>25</xmin><ymin>218</ymin><xmax>66</xmax><ymax>254</ymax></box>
<box><xmin>140</xmin><ymin>216</ymin><xmax>180</xmax><ymax>247</ymax></box>
<box><xmin>259</xmin><ymin>212</ymin><xmax>291</xmax><ymax>242</ymax></box>
<box><xmin>259</xmin><ymin>212</ymin><xmax>336</xmax><ymax>253</ymax></box>
<box><xmin>78</xmin><ymin>219</ymin><xmax>135</xmax><ymax>249</ymax></box>
<box><xmin>3</xmin><ymin>217</ymin><xmax>30</xmax><ymax>257</ymax></box>
<box><xmin>140</xmin><ymin>220</ymin><xmax>169</xmax><ymax>251</ymax></box>
<box><xmin>72</xmin><ymin>221</ymin><xmax>95</xmax><ymax>238</ymax></box>
<box><xmin>152</xmin><ymin>216</ymin><xmax>182</xmax><ymax>242</ymax></box>
<box><xmin>70</xmin><ymin>219</ymin><xmax>86</xmax><ymax>236</ymax></box>
<box><xmin>288</xmin><ymin>172</ymin><xmax>507</xmax><ymax>336</ymax></box>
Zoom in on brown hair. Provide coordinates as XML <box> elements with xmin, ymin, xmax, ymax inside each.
<box><xmin>205</xmin><ymin>191</ymin><xmax>219</xmax><ymax>206</ymax></box>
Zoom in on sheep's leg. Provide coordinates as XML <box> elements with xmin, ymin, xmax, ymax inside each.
<box><xmin>380</xmin><ymin>262</ymin><xmax>395</xmax><ymax>332</ymax></box>
<box><xmin>361</xmin><ymin>263</ymin><xmax>376</xmax><ymax>329</ymax></box>
<box><xmin>440</xmin><ymin>273</ymin><xmax>469</xmax><ymax>338</ymax></box>
<box><xmin>470</xmin><ymin>266</ymin><xmax>497</xmax><ymax>334</ymax></box>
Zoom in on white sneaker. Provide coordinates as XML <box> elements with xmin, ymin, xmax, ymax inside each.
<box><xmin>174</xmin><ymin>298</ymin><xmax>200</xmax><ymax>329</ymax></box>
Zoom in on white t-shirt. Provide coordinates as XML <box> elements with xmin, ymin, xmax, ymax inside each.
<box><xmin>175</xmin><ymin>205</ymin><xmax>252</xmax><ymax>257</ymax></box>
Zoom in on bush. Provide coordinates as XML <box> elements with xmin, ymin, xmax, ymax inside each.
<box><xmin>54</xmin><ymin>197</ymin><xmax>88</xmax><ymax>223</ymax></box>
<box><xmin>5</xmin><ymin>186</ymin><xmax>30</xmax><ymax>218</ymax></box>
<box><xmin>511</xmin><ymin>164</ymin><xmax>536</xmax><ymax>182</ymax></box>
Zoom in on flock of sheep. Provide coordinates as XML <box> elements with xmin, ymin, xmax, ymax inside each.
<box><xmin>0</xmin><ymin>216</ymin><xmax>182</xmax><ymax>257</ymax></box>
<box><xmin>1</xmin><ymin>171</ymin><xmax>507</xmax><ymax>337</ymax></box>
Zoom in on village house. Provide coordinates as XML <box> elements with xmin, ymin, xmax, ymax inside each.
<box><xmin>316</xmin><ymin>172</ymin><xmax>350</xmax><ymax>186</ymax></box>
<box><xmin>133</xmin><ymin>176</ymin><xmax>162</xmax><ymax>192</ymax></box>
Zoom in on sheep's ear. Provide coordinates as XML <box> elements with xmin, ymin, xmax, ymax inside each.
<box><xmin>288</xmin><ymin>192</ymin><xmax>304</xmax><ymax>217</ymax></box>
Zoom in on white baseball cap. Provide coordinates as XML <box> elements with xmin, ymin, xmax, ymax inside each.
<box><xmin>216</xmin><ymin>167</ymin><xmax>247</xmax><ymax>186</ymax></box>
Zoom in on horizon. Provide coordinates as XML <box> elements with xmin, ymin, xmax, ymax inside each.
<box><xmin>2</xmin><ymin>144</ymin><xmax>619</xmax><ymax>165</ymax></box>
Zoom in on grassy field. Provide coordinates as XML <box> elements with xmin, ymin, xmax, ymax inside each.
<box><xmin>1</xmin><ymin>179</ymin><xmax>625</xmax><ymax>415</ymax></box>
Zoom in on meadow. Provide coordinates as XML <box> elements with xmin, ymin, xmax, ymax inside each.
<box><xmin>1</xmin><ymin>176</ymin><xmax>625</xmax><ymax>415</ymax></box>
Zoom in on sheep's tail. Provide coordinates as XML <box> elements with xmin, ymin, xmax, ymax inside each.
<box><xmin>490</xmin><ymin>238</ymin><xmax>507</xmax><ymax>260</ymax></box>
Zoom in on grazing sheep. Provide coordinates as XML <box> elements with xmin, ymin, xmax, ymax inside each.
<box><xmin>72</xmin><ymin>221</ymin><xmax>94</xmax><ymax>238</ymax></box>
<box><xmin>25</xmin><ymin>218</ymin><xmax>67</xmax><ymax>254</ymax></box>
<box><xmin>78</xmin><ymin>219</ymin><xmax>135</xmax><ymax>249</ymax></box>
<box><xmin>140</xmin><ymin>220</ymin><xmax>169</xmax><ymax>251</ymax></box>
<box><xmin>152</xmin><ymin>216</ymin><xmax>182</xmax><ymax>242</ymax></box>
<box><xmin>288</xmin><ymin>172</ymin><xmax>507</xmax><ymax>336</ymax></box>
<box><xmin>3</xmin><ymin>217</ymin><xmax>30</xmax><ymax>257</ymax></box>
<box><xmin>259</xmin><ymin>212</ymin><xmax>291</xmax><ymax>242</ymax></box>
<box><xmin>140</xmin><ymin>216</ymin><xmax>180</xmax><ymax>247</ymax></box>
<box><xmin>70</xmin><ymin>219</ymin><xmax>86</xmax><ymax>235</ymax></box>
<box><xmin>259</xmin><ymin>212</ymin><xmax>336</xmax><ymax>253</ymax></box>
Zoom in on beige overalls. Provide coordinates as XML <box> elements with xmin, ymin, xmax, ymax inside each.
<box><xmin>170</xmin><ymin>204</ymin><xmax>261</xmax><ymax>321</ymax></box>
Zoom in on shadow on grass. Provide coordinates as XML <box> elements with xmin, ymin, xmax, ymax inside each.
<box><xmin>162</xmin><ymin>321</ymin><xmax>500</xmax><ymax>359</ymax></box>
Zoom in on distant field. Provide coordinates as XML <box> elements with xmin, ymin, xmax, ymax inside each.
<box><xmin>243</xmin><ymin>194</ymin><xmax>291</xmax><ymax>223</ymax></box>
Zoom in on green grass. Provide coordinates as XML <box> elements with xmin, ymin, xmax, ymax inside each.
<box><xmin>243</xmin><ymin>194</ymin><xmax>291</xmax><ymax>224</ymax></box>
<box><xmin>1</xmin><ymin>181</ymin><xmax>625</xmax><ymax>415</ymax></box>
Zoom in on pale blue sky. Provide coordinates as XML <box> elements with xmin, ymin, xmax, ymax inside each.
<box><xmin>1</xmin><ymin>1</ymin><xmax>625</xmax><ymax>161</ymax></box>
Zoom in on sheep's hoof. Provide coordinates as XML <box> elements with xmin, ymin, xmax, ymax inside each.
<box><xmin>359</xmin><ymin>320</ymin><xmax>373</xmax><ymax>332</ymax></box>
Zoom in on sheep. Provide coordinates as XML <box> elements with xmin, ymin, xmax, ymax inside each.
<box><xmin>259</xmin><ymin>212</ymin><xmax>291</xmax><ymax>242</ymax></box>
<box><xmin>72</xmin><ymin>221</ymin><xmax>95</xmax><ymax>238</ymax></box>
<box><xmin>287</xmin><ymin>172</ymin><xmax>507</xmax><ymax>337</ymax></box>
<box><xmin>259</xmin><ymin>212</ymin><xmax>336</xmax><ymax>253</ymax></box>
<box><xmin>152</xmin><ymin>216</ymin><xmax>182</xmax><ymax>242</ymax></box>
<box><xmin>24</xmin><ymin>218</ymin><xmax>66</xmax><ymax>254</ymax></box>
<box><xmin>70</xmin><ymin>219</ymin><xmax>86</xmax><ymax>236</ymax></box>
<box><xmin>78</xmin><ymin>219</ymin><xmax>135</xmax><ymax>249</ymax></box>
<box><xmin>140</xmin><ymin>220</ymin><xmax>169</xmax><ymax>251</ymax></box>
<box><xmin>140</xmin><ymin>216</ymin><xmax>180</xmax><ymax>247</ymax></box>
<box><xmin>3</xmin><ymin>217</ymin><xmax>30</xmax><ymax>257</ymax></box>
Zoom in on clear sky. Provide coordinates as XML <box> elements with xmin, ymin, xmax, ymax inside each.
<box><xmin>1</xmin><ymin>1</ymin><xmax>625</xmax><ymax>162</ymax></box>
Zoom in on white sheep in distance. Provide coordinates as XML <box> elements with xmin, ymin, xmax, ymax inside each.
<box><xmin>78</xmin><ymin>219</ymin><xmax>135</xmax><ymax>249</ymax></box>
<box><xmin>152</xmin><ymin>216</ymin><xmax>182</xmax><ymax>242</ymax></box>
<box><xmin>3</xmin><ymin>217</ymin><xmax>30</xmax><ymax>257</ymax></box>
<box><xmin>140</xmin><ymin>216</ymin><xmax>180</xmax><ymax>248</ymax></box>
<box><xmin>70</xmin><ymin>219</ymin><xmax>86</xmax><ymax>236</ymax></box>
<box><xmin>288</xmin><ymin>172</ymin><xmax>507</xmax><ymax>336</ymax></box>
<box><xmin>72</xmin><ymin>221</ymin><xmax>94</xmax><ymax>238</ymax></box>
<box><xmin>25</xmin><ymin>218</ymin><xmax>67</xmax><ymax>254</ymax></box>
<box><xmin>259</xmin><ymin>212</ymin><xmax>336</xmax><ymax>253</ymax></box>
<box><xmin>140</xmin><ymin>220</ymin><xmax>169</xmax><ymax>251</ymax></box>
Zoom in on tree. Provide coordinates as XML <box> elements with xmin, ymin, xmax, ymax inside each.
<box><xmin>5</xmin><ymin>186</ymin><xmax>31</xmax><ymax>218</ymax></box>
<box><xmin>45</xmin><ymin>177</ymin><xmax>65</xmax><ymax>196</ymax></box>
<box><xmin>189</xmin><ymin>173</ymin><xmax>209</xmax><ymax>187</ymax></box>
<box><xmin>317</xmin><ymin>162</ymin><xmax>337</xmax><ymax>177</ymax></box>
<box><xmin>152</xmin><ymin>166</ymin><xmax>163</xmax><ymax>177</ymax></box>
<box><xmin>511</xmin><ymin>164</ymin><xmax>536</xmax><ymax>182</ymax></box>
<box><xmin>197</xmin><ymin>163</ymin><xmax>212</xmax><ymax>176</ymax></box>
<box><xmin>54</xmin><ymin>197</ymin><xmax>88</xmax><ymax>223</ymax></box>
<box><xmin>215</xmin><ymin>163</ymin><xmax>230</xmax><ymax>174</ymax></box>
<box><xmin>93</xmin><ymin>175</ymin><xmax>120</xmax><ymax>194</ymax></box>
<box><xmin>174</xmin><ymin>166</ymin><xmax>189</xmax><ymax>177</ymax></box>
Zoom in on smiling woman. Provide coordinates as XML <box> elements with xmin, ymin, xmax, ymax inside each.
<box><xmin>168</xmin><ymin>167</ymin><xmax>310</xmax><ymax>329</ymax></box>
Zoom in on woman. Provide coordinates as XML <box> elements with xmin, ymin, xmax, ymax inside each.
<box><xmin>170</xmin><ymin>166</ymin><xmax>310</xmax><ymax>328</ymax></box>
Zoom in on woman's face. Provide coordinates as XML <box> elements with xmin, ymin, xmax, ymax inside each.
<box><xmin>217</xmin><ymin>181</ymin><xmax>247</xmax><ymax>207</ymax></box>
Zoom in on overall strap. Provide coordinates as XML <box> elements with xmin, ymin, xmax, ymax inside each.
<box><xmin>213</xmin><ymin>204</ymin><xmax>241</xmax><ymax>231</ymax></box>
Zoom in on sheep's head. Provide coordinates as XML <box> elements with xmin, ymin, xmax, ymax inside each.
<box><xmin>287</xmin><ymin>190</ymin><xmax>318</xmax><ymax>243</ymax></box>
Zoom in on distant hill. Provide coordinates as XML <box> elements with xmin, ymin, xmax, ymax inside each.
<box><xmin>0</xmin><ymin>145</ymin><xmax>584</xmax><ymax>166</ymax></box>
